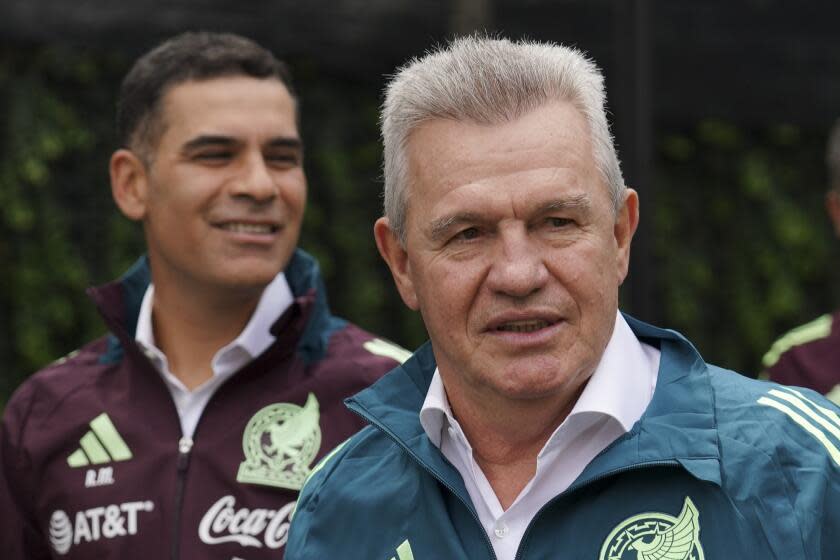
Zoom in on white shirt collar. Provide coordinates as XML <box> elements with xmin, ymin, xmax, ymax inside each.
<box><xmin>418</xmin><ymin>311</ymin><xmax>660</xmax><ymax>560</ymax></box>
<box><xmin>564</xmin><ymin>311</ymin><xmax>655</xmax><ymax>432</ymax></box>
<box><xmin>419</xmin><ymin>372</ymin><xmax>455</xmax><ymax>449</ymax></box>
<box><xmin>135</xmin><ymin>271</ymin><xmax>294</xmax><ymax>383</ymax></box>
<box><xmin>420</xmin><ymin>311</ymin><xmax>659</xmax><ymax>455</ymax></box>
<box><xmin>134</xmin><ymin>272</ymin><xmax>294</xmax><ymax>438</ymax></box>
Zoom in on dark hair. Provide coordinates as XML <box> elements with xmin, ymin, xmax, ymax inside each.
<box><xmin>116</xmin><ymin>31</ymin><xmax>295</xmax><ymax>158</ymax></box>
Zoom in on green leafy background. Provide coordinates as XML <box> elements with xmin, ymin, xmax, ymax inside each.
<box><xmin>1</xmin><ymin>47</ymin><xmax>838</xmax><ymax>409</ymax></box>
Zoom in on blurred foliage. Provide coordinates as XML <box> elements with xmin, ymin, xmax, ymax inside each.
<box><xmin>293</xmin><ymin>65</ymin><xmax>427</xmax><ymax>352</ymax></box>
<box><xmin>1</xmin><ymin>45</ymin><xmax>838</xmax><ymax>411</ymax></box>
<box><xmin>0</xmin><ymin>46</ymin><xmax>146</xmax><ymax>409</ymax></box>
<box><xmin>655</xmin><ymin>119</ymin><xmax>840</xmax><ymax>375</ymax></box>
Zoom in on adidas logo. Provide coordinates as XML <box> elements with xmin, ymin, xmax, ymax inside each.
<box><xmin>758</xmin><ymin>387</ymin><xmax>840</xmax><ymax>467</ymax></box>
<box><xmin>67</xmin><ymin>413</ymin><xmax>133</xmax><ymax>468</ymax></box>
<box><xmin>389</xmin><ymin>539</ymin><xmax>414</xmax><ymax>560</ymax></box>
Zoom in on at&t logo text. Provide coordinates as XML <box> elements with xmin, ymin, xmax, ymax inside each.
<box><xmin>49</xmin><ymin>501</ymin><xmax>154</xmax><ymax>555</ymax></box>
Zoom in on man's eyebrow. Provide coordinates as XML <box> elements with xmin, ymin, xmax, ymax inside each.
<box><xmin>181</xmin><ymin>135</ymin><xmax>240</xmax><ymax>152</ymax></box>
<box><xmin>537</xmin><ymin>195</ymin><xmax>592</xmax><ymax>214</ymax></box>
<box><xmin>427</xmin><ymin>195</ymin><xmax>592</xmax><ymax>241</ymax></box>
<box><xmin>181</xmin><ymin>135</ymin><xmax>304</xmax><ymax>152</ymax></box>
<box><xmin>265</xmin><ymin>137</ymin><xmax>304</xmax><ymax>151</ymax></box>
<box><xmin>428</xmin><ymin>212</ymin><xmax>484</xmax><ymax>242</ymax></box>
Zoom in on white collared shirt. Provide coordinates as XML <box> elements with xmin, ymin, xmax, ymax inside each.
<box><xmin>135</xmin><ymin>272</ymin><xmax>294</xmax><ymax>438</ymax></box>
<box><xmin>419</xmin><ymin>312</ymin><xmax>660</xmax><ymax>560</ymax></box>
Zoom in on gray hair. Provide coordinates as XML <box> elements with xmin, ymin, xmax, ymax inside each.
<box><xmin>381</xmin><ymin>35</ymin><xmax>625</xmax><ymax>244</ymax></box>
<box><xmin>828</xmin><ymin>119</ymin><xmax>840</xmax><ymax>192</ymax></box>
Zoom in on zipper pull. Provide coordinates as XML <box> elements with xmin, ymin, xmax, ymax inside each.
<box><xmin>177</xmin><ymin>436</ymin><xmax>193</xmax><ymax>472</ymax></box>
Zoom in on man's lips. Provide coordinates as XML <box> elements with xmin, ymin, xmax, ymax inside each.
<box><xmin>495</xmin><ymin>319</ymin><xmax>554</xmax><ymax>333</ymax></box>
<box><xmin>212</xmin><ymin>221</ymin><xmax>280</xmax><ymax>234</ymax></box>
<box><xmin>486</xmin><ymin>313</ymin><xmax>562</xmax><ymax>333</ymax></box>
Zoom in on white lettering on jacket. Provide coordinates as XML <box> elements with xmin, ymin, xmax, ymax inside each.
<box><xmin>49</xmin><ymin>501</ymin><xmax>155</xmax><ymax>555</ymax></box>
<box><xmin>84</xmin><ymin>467</ymin><xmax>115</xmax><ymax>488</ymax></box>
<box><xmin>198</xmin><ymin>495</ymin><xmax>294</xmax><ymax>549</ymax></box>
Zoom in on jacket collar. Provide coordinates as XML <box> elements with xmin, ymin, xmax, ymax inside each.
<box><xmin>346</xmin><ymin>313</ymin><xmax>723</xmax><ymax>506</ymax></box>
<box><xmin>88</xmin><ymin>248</ymin><xmax>343</xmax><ymax>366</ymax></box>
<box><xmin>577</xmin><ymin>315</ymin><xmax>722</xmax><ymax>487</ymax></box>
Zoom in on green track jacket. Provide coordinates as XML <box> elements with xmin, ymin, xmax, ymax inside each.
<box><xmin>287</xmin><ymin>315</ymin><xmax>840</xmax><ymax>559</ymax></box>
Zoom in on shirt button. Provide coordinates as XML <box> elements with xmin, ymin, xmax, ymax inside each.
<box><xmin>494</xmin><ymin>522</ymin><xmax>509</xmax><ymax>539</ymax></box>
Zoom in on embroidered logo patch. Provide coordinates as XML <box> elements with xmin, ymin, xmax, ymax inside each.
<box><xmin>599</xmin><ymin>496</ymin><xmax>704</xmax><ymax>560</ymax></box>
<box><xmin>236</xmin><ymin>393</ymin><xmax>322</xmax><ymax>490</ymax></box>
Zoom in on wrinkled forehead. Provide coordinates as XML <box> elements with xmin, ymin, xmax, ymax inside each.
<box><xmin>404</xmin><ymin>102</ymin><xmax>600</xmax><ymax>200</ymax></box>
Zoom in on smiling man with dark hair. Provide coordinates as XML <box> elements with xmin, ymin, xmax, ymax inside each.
<box><xmin>0</xmin><ymin>31</ymin><xmax>406</xmax><ymax>559</ymax></box>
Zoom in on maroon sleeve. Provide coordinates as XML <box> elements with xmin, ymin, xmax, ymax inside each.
<box><xmin>766</xmin><ymin>337</ymin><xmax>840</xmax><ymax>395</ymax></box>
<box><xmin>766</xmin><ymin>353</ymin><xmax>803</xmax><ymax>387</ymax></box>
<box><xmin>0</xmin><ymin>386</ymin><xmax>52</xmax><ymax>560</ymax></box>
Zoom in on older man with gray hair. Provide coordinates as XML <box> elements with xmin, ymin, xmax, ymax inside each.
<box><xmin>286</xmin><ymin>36</ymin><xmax>840</xmax><ymax>559</ymax></box>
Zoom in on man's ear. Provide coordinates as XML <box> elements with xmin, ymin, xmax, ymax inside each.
<box><xmin>615</xmin><ymin>188</ymin><xmax>640</xmax><ymax>284</ymax></box>
<box><xmin>826</xmin><ymin>190</ymin><xmax>840</xmax><ymax>238</ymax></box>
<box><xmin>109</xmin><ymin>149</ymin><xmax>149</xmax><ymax>221</ymax></box>
<box><xmin>374</xmin><ymin>217</ymin><xmax>419</xmax><ymax>311</ymax></box>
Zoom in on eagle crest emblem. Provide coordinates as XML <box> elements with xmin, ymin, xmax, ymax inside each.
<box><xmin>599</xmin><ymin>497</ymin><xmax>704</xmax><ymax>560</ymax></box>
<box><xmin>236</xmin><ymin>393</ymin><xmax>322</xmax><ymax>490</ymax></box>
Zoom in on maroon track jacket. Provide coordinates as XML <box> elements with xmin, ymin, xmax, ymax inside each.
<box><xmin>765</xmin><ymin>310</ymin><xmax>840</xmax><ymax>397</ymax></box>
<box><xmin>0</xmin><ymin>250</ymin><xmax>406</xmax><ymax>559</ymax></box>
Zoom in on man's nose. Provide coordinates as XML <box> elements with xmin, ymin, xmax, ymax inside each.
<box><xmin>230</xmin><ymin>154</ymin><xmax>277</xmax><ymax>202</ymax></box>
<box><xmin>486</xmin><ymin>227</ymin><xmax>549</xmax><ymax>298</ymax></box>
